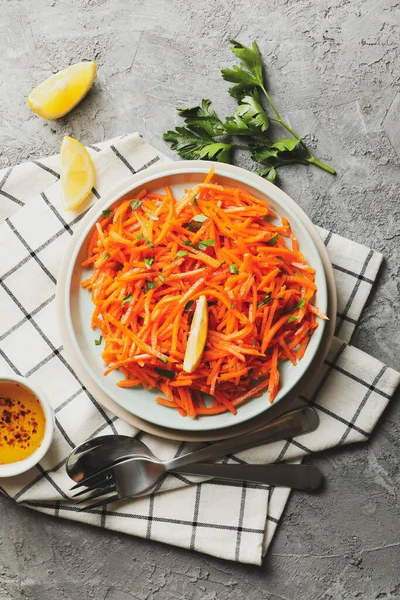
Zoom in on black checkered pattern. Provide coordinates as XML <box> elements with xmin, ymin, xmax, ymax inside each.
<box><xmin>0</xmin><ymin>134</ymin><xmax>399</xmax><ymax>566</ymax></box>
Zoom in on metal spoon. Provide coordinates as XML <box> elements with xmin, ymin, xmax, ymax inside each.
<box><xmin>67</xmin><ymin>406</ymin><xmax>318</xmax><ymax>484</ymax></box>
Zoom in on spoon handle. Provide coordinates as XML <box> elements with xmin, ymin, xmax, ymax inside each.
<box><xmin>166</xmin><ymin>406</ymin><xmax>318</xmax><ymax>471</ymax></box>
<box><xmin>173</xmin><ymin>463</ymin><xmax>322</xmax><ymax>491</ymax></box>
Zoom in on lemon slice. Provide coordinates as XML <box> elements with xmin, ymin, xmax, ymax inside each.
<box><xmin>60</xmin><ymin>136</ymin><xmax>95</xmax><ymax>210</ymax></box>
<box><xmin>27</xmin><ymin>61</ymin><xmax>97</xmax><ymax>120</ymax></box>
<box><xmin>183</xmin><ymin>295</ymin><xmax>209</xmax><ymax>373</ymax></box>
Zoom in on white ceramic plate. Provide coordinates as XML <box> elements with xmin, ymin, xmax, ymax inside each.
<box><xmin>57</xmin><ymin>161</ymin><xmax>335</xmax><ymax>435</ymax></box>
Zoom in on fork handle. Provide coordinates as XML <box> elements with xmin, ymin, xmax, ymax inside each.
<box><xmin>173</xmin><ymin>463</ymin><xmax>322</xmax><ymax>491</ymax></box>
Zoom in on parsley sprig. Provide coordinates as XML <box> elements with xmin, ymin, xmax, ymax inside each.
<box><xmin>163</xmin><ymin>40</ymin><xmax>335</xmax><ymax>183</ymax></box>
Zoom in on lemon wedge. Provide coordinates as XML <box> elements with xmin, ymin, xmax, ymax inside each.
<box><xmin>27</xmin><ymin>61</ymin><xmax>97</xmax><ymax>120</ymax></box>
<box><xmin>60</xmin><ymin>136</ymin><xmax>95</xmax><ymax>210</ymax></box>
<box><xmin>183</xmin><ymin>295</ymin><xmax>209</xmax><ymax>373</ymax></box>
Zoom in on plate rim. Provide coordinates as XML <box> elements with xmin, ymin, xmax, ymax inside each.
<box><xmin>56</xmin><ymin>160</ymin><xmax>337</xmax><ymax>440</ymax></box>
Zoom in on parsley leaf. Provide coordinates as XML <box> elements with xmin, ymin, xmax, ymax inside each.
<box><xmin>258</xmin><ymin>292</ymin><xmax>272</xmax><ymax>308</ymax></box>
<box><xmin>195</xmin><ymin>142</ymin><xmax>232</xmax><ymax>162</ymax></box>
<box><xmin>103</xmin><ymin>253</ymin><xmax>110</xmax><ymax>261</ymax></box>
<box><xmin>197</xmin><ymin>238</ymin><xmax>215</xmax><ymax>251</ymax></box>
<box><xmin>94</xmin><ymin>335</ymin><xmax>103</xmax><ymax>346</ymax></box>
<box><xmin>131</xmin><ymin>200</ymin><xmax>143</xmax><ymax>211</ymax></box>
<box><xmin>158</xmin><ymin>275</ymin><xmax>165</xmax><ymax>283</ymax></box>
<box><xmin>221</xmin><ymin>39</ymin><xmax>264</xmax><ymax>99</ymax></box>
<box><xmin>184</xmin><ymin>300</ymin><xmax>195</xmax><ymax>310</ymax></box>
<box><xmin>177</xmin><ymin>99</ymin><xmax>226</xmax><ymax>137</ymax></box>
<box><xmin>161</xmin><ymin>355</ymin><xmax>168</xmax><ymax>364</ymax></box>
<box><xmin>251</xmin><ymin>139</ymin><xmax>300</xmax><ymax>167</ymax></box>
<box><xmin>229</xmin><ymin>264</ymin><xmax>239</xmax><ymax>274</ymax></box>
<box><xmin>137</xmin><ymin>234</ymin><xmax>154</xmax><ymax>249</ymax></box>
<box><xmin>162</xmin><ymin>127</ymin><xmax>232</xmax><ymax>163</ymax></box>
<box><xmin>257</xmin><ymin>166</ymin><xmax>277</xmax><ymax>183</ymax></box>
<box><xmin>143</xmin><ymin>280</ymin><xmax>157</xmax><ymax>293</ymax></box>
<box><xmin>176</xmin><ymin>250</ymin><xmax>189</xmax><ymax>257</ymax></box>
<box><xmin>225</xmin><ymin>91</ymin><xmax>268</xmax><ymax>134</ymax></box>
<box><xmin>155</xmin><ymin>367</ymin><xmax>175</xmax><ymax>380</ymax></box>
<box><xmin>295</xmin><ymin>297</ymin><xmax>306</xmax><ymax>309</ymax></box>
<box><xmin>102</xmin><ymin>209</ymin><xmax>113</xmax><ymax>217</ymax></box>
<box><xmin>182</xmin><ymin>240</ymin><xmax>193</xmax><ymax>246</ymax></box>
<box><xmin>251</xmin><ymin>139</ymin><xmax>305</xmax><ymax>182</ymax></box>
<box><xmin>144</xmin><ymin>257</ymin><xmax>154</xmax><ymax>269</ymax></box>
<box><xmin>288</xmin><ymin>315</ymin><xmax>299</xmax><ymax>323</ymax></box>
<box><xmin>272</xmin><ymin>138</ymin><xmax>300</xmax><ymax>152</ymax></box>
<box><xmin>266</xmin><ymin>233</ymin><xmax>279</xmax><ymax>246</ymax></box>
<box><xmin>122</xmin><ymin>293</ymin><xmax>133</xmax><ymax>305</ymax></box>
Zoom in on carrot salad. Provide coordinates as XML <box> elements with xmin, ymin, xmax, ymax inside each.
<box><xmin>81</xmin><ymin>169</ymin><xmax>327</xmax><ymax>417</ymax></box>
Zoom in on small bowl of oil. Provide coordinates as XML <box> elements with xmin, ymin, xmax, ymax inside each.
<box><xmin>0</xmin><ymin>375</ymin><xmax>54</xmax><ymax>477</ymax></box>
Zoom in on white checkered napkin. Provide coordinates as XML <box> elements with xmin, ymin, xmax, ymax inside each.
<box><xmin>0</xmin><ymin>134</ymin><xmax>399</xmax><ymax>566</ymax></box>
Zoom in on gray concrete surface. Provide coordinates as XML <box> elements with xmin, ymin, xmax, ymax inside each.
<box><xmin>1</xmin><ymin>0</ymin><xmax>399</xmax><ymax>598</ymax></box>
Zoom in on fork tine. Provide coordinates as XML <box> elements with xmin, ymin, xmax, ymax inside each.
<box><xmin>78</xmin><ymin>493</ymin><xmax>120</xmax><ymax>511</ymax></box>
<box><xmin>70</xmin><ymin>468</ymin><xmax>114</xmax><ymax>491</ymax></box>
<box><xmin>70</xmin><ymin>474</ymin><xmax>112</xmax><ymax>495</ymax></box>
<box><xmin>73</xmin><ymin>484</ymin><xmax>116</xmax><ymax>505</ymax></box>
<box><xmin>71</xmin><ymin>485</ymin><xmax>107</xmax><ymax>498</ymax></box>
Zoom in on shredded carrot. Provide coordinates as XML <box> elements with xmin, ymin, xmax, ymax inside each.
<box><xmin>81</xmin><ymin>171</ymin><xmax>325</xmax><ymax>418</ymax></box>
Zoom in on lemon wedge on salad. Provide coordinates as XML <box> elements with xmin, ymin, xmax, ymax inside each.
<box><xmin>183</xmin><ymin>295</ymin><xmax>209</xmax><ymax>373</ymax></box>
<box><xmin>60</xmin><ymin>136</ymin><xmax>95</xmax><ymax>211</ymax></box>
<box><xmin>27</xmin><ymin>61</ymin><xmax>97</xmax><ymax>120</ymax></box>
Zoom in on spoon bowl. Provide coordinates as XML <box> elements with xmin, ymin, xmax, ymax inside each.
<box><xmin>67</xmin><ymin>435</ymin><xmax>154</xmax><ymax>483</ymax></box>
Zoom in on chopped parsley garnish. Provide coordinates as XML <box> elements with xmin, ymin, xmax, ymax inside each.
<box><xmin>258</xmin><ymin>292</ymin><xmax>272</xmax><ymax>308</ymax></box>
<box><xmin>155</xmin><ymin>368</ymin><xmax>175</xmax><ymax>380</ymax></box>
<box><xmin>176</xmin><ymin>250</ymin><xmax>189</xmax><ymax>257</ymax></box>
<box><xmin>158</xmin><ymin>275</ymin><xmax>165</xmax><ymax>283</ymax></box>
<box><xmin>144</xmin><ymin>257</ymin><xmax>154</xmax><ymax>269</ymax></box>
<box><xmin>266</xmin><ymin>233</ymin><xmax>279</xmax><ymax>246</ymax></box>
<box><xmin>161</xmin><ymin>355</ymin><xmax>168</xmax><ymax>364</ymax></box>
<box><xmin>184</xmin><ymin>300</ymin><xmax>195</xmax><ymax>310</ymax></box>
<box><xmin>287</xmin><ymin>315</ymin><xmax>299</xmax><ymax>323</ymax></box>
<box><xmin>131</xmin><ymin>200</ymin><xmax>143</xmax><ymax>211</ymax></box>
<box><xmin>137</xmin><ymin>234</ymin><xmax>154</xmax><ymax>249</ymax></box>
<box><xmin>94</xmin><ymin>335</ymin><xmax>103</xmax><ymax>346</ymax></box>
<box><xmin>122</xmin><ymin>293</ymin><xmax>133</xmax><ymax>305</ymax></box>
<box><xmin>182</xmin><ymin>240</ymin><xmax>193</xmax><ymax>246</ymax></box>
<box><xmin>229</xmin><ymin>264</ymin><xmax>239</xmax><ymax>274</ymax></box>
<box><xmin>295</xmin><ymin>297</ymin><xmax>306</xmax><ymax>309</ymax></box>
<box><xmin>197</xmin><ymin>238</ymin><xmax>215</xmax><ymax>251</ymax></box>
<box><xmin>143</xmin><ymin>280</ymin><xmax>157</xmax><ymax>293</ymax></box>
<box><xmin>103</xmin><ymin>253</ymin><xmax>110</xmax><ymax>261</ymax></box>
<box><xmin>102</xmin><ymin>209</ymin><xmax>113</xmax><ymax>217</ymax></box>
